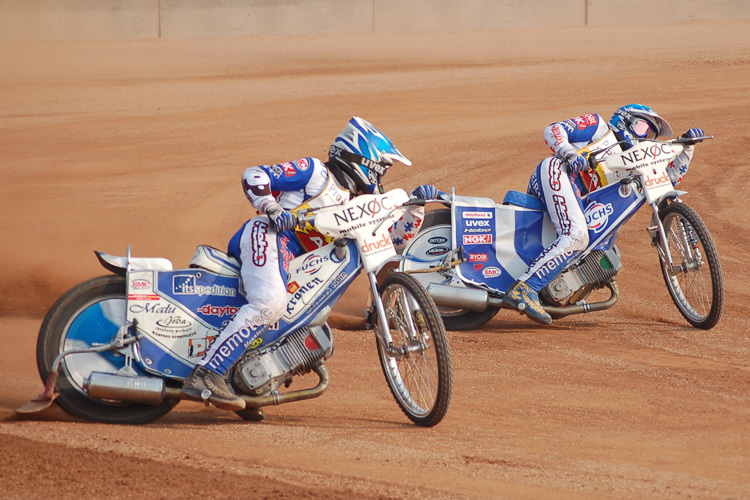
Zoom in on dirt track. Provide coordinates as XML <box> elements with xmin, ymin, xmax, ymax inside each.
<box><xmin>1</xmin><ymin>22</ymin><xmax>749</xmax><ymax>499</ymax></box>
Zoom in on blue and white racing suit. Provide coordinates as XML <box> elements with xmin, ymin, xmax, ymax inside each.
<box><xmin>519</xmin><ymin>113</ymin><xmax>696</xmax><ymax>292</ymax></box>
<box><xmin>197</xmin><ymin>157</ymin><xmax>424</xmax><ymax>375</ymax></box>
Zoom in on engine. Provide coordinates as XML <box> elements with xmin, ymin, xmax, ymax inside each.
<box><xmin>541</xmin><ymin>248</ymin><xmax>622</xmax><ymax>306</ymax></box>
<box><xmin>232</xmin><ymin>325</ymin><xmax>333</xmax><ymax>397</ymax></box>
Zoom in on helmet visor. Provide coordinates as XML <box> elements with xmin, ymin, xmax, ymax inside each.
<box><xmin>631</xmin><ymin>118</ymin><xmax>657</xmax><ymax>139</ymax></box>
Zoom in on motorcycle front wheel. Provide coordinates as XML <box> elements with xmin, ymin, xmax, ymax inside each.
<box><xmin>37</xmin><ymin>275</ymin><xmax>179</xmax><ymax>424</ymax></box>
<box><xmin>375</xmin><ymin>272</ymin><xmax>452</xmax><ymax>427</ymax></box>
<box><xmin>657</xmin><ymin>202</ymin><xmax>724</xmax><ymax>329</ymax></box>
<box><xmin>400</xmin><ymin>209</ymin><xmax>499</xmax><ymax>330</ymax></box>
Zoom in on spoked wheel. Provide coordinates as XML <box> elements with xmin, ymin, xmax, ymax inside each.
<box><xmin>400</xmin><ymin>209</ymin><xmax>498</xmax><ymax>330</ymax></box>
<box><xmin>657</xmin><ymin>202</ymin><xmax>724</xmax><ymax>329</ymax></box>
<box><xmin>37</xmin><ymin>275</ymin><xmax>179</xmax><ymax>423</ymax></box>
<box><xmin>376</xmin><ymin>272</ymin><xmax>452</xmax><ymax>427</ymax></box>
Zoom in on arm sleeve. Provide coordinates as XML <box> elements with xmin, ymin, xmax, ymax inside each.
<box><xmin>389</xmin><ymin>206</ymin><xmax>426</xmax><ymax>251</ymax></box>
<box><xmin>666</xmin><ymin>145</ymin><xmax>695</xmax><ymax>186</ymax></box>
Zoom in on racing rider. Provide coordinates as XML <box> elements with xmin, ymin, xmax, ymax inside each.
<box><xmin>504</xmin><ymin>104</ymin><xmax>706</xmax><ymax>325</ymax></box>
<box><xmin>182</xmin><ymin>117</ymin><xmax>438</xmax><ymax>416</ymax></box>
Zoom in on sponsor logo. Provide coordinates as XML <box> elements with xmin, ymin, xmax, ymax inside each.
<box><xmin>482</xmin><ymin>267</ymin><xmax>501</xmax><ymax>278</ymax></box>
<box><xmin>469</xmin><ymin>253</ymin><xmax>488</xmax><ymax>262</ymax></box>
<box><xmin>574</xmin><ymin>114</ymin><xmax>598</xmax><ymax>129</ymax></box>
<box><xmin>297</xmin><ymin>158</ymin><xmax>310</xmax><ymax>171</ymax></box>
<box><xmin>463</xmin><ymin>234</ymin><xmax>493</xmax><ymax>245</ymax></box>
<box><xmin>282</xmin><ymin>162</ymin><xmax>296</xmax><ymax>177</ymax></box>
<box><xmin>128</xmin><ymin>294</ymin><xmax>159</xmax><ymax>301</ymax></box>
<box><xmin>464</xmin><ymin>228</ymin><xmax>491</xmax><ymax>233</ymax></box>
<box><xmin>552</xmin><ymin>194</ymin><xmax>571</xmax><ymax>236</ymax></box>
<box><xmin>644</xmin><ymin>172</ymin><xmax>671</xmax><ymax>188</ymax></box>
<box><xmin>129</xmin><ymin>302</ymin><xmax>176</xmax><ymax>314</ymax></box>
<box><xmin>361</xmin><ymin>232</ymin><xmax>393</xmax><ymax>255</ymax></box>
<box><xmin>620</xmin><ymin>143</ymin><xmax>673</xmax><ymax>165</ymax></box>
<box><xmin>197</xmin><ymin>304</ymin><xmax>240</xmax><ymax>316</ymax></box>
<box><xmin>474</xmin><ymin>263</ymin><xmax>483</xmax><ymax>271</ymax></box>
<box><xmin>173</xmin><ymin>275</ymin><xmax>237</xmax><ymax>297</ymax></box>
<box><xmin>155</xmin><ymin>316</ymin><xmax>192</xmax><ymax>329</ymax></box>
<box><xmin>428</xmin><ymin>236</ymin><xmax>448</xmax><ymax>245</ymax></box>
<box><xmin>466</xmin><ymin>219</ymin><xmax>490</xmax><ymax>227</ymax></box>
<box><xmin>251</xmin><ymin>220</ymin><xmax>269</xmax><ymax>266</ymax></box>
<box><xmin>130</xmin><ymin>279</ymin><xmax>150</xmax><ymax>290</ymax></box>
<box><xmin>332</xmin><ymin>197</ymin><xmax>395</xmax><ymax>227</ymax></box>
<box><xmin>287</xmin><ymin>277</ymin><xmax>324</xmax><ymax>314</ymax></box>
<box><xmin>462</xmin><ymin>211</ymin><xmax>492</xmax><ymax>219</ymax></box>
<box><xmin>548</xmin><ymin>159</ymin><xmax>562</xmax><ymax>192</ymax></box>
<box><xmin>288</xmin><ymin>281</ymin><xmax>300</xmax><ymax>294</ymax></box>
<box><xmin>300</xmin><ymin>253</ymin><xmax>328</xmax><ymax>274</ymax></box>
<box><xmin>585</xmin><ymin>202</ymin><xmax>614</xmax><ymax>233</ymax></box>
<box><xmin>426</xmin><ymin>246</ymin><xmax>449</xmax><ymax>256</ymax></box>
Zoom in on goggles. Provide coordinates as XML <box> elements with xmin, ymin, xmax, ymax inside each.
<box><xmin>630</xmin><ymin>118</ymin><xmax>657</xmax><ymax>139</ymax></box>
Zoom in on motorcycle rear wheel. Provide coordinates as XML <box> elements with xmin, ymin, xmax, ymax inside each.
<box><xmin>376</xmin><ymin>272</ymin><xmax>452</xmax><ymax>427</ymax></box>
<box><xmin>37</xmin><ymin>275</ymin><xmax>179</xmax><ymax>424</ymax></box>
<box><xmin>400</xmin><ymin>209</ymin><xmax>499</xmax><ymax>330</ymax></box>
<box><xmin>657</xmin><ymin>202</ymin><xmax>724</xmax><ymax>329</ymax></box>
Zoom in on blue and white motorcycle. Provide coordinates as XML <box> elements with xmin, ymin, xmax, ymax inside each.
<box><xmin>400</xmin><ymin>137</ymin><xmax>724</xmax><ymax>330</ymax></box>
<box><xmin>19</xmin><ymin>189</ymin><xmax>452</xmax><ymax>426</ymax></box>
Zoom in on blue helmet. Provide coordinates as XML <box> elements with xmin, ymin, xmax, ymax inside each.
<box><xmin>328</xmin><ymin>117</ymin><xmax>412</xmax><ymax>195</ymax></box>
<box><xmin>609</xmin><ymin>104</ymin><xmax>673</xmax><ymax>147</ymax></box>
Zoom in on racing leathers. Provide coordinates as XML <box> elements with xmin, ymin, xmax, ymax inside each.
<box><xmin>195</xmin><ymin>157</ymin><xmax>425</xmax><ymax>375</ymax></box>
<box><xmin>518</xmin><ymin>113</ymin><xmax>697</xmax><ymax>294</ymax></box>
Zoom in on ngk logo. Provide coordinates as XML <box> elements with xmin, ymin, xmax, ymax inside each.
<box><xmin>463</xmin><ymin>234</ymin><xmax>493</xmax><ymax>245</ymax></box>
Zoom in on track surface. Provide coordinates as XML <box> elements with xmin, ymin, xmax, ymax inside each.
<box><xmin>2</xmin><ymin>22</ymin><xmax>749</xmax><ymax>499</ymax></box>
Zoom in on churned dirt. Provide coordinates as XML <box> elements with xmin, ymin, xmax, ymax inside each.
<box><xmin>1</xmin><ymin>21</ymin><xmax>749</xmax><ymax>499</ymax></box>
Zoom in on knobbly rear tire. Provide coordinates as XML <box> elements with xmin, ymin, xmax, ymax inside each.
<box><xmin>376</xmin><ymin>272</ymin><xmax>452</xmax><ymax>427</ymax></box>
<box><xmin>37</xmin><ymin>275</ymin><xmax>179</xmax><ymax>424</ymax></box>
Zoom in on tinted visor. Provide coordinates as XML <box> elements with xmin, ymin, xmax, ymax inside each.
<box><xmin>631</xmin><ymin>118</ymin><xmax>657</xmax><ymax>139</ymax></box>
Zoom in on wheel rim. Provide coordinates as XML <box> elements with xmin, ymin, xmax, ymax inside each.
<box><xmin>379</xmin><ymin>283</ymin><xmax>441</xmax><ymax>417</ymax></box>
<box><xmin>60</xmin><ymin>295</ymin><xmax>129</xmax><ymax>395</ymax></box>
<box><xmin>661</xmin><ymin>211</ymin><xmax>714</xmax><ymax>322</ymax></box>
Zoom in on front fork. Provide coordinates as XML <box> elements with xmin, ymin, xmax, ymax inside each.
<box><xmin>649</xmin><ymin>198</ymin><xmax>697</xmax><ymax>275</ymax></box>
<box><xmin>366</xmin><ymin>271</ymin><xmax>424</xmax><ymax>359</ymax></box>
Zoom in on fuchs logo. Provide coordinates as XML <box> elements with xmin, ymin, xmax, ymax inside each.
<box><xmin>463</xmin><ymin>211</ymin><xmax>492</xmax><ymax>219</ymax></box>
<box><xmin>469</xmin><ymin>253</ymin><xmax>488</xmax><ymax>262</ymax></box>
<box><xmin>300</xmin><ymin>253</ymin><xmax>327</xmax><ymax>274</ymax></box>
<box><xmin>197</xmin><ymin>304</ymin><xmax>240</xmax><ymax>316</ymax></box>
<box><xmin>585</xmin><ymin>202</ymin><xmax>614</xmax><ymax>233</ymax></box>
<box><xmin>173</xmin><ymin>275</ymin><xmax>237</xmax><ymax>297</ymax></box>
<box><xmin>426</xmin><ymin>246</ymin><xmax>449</xmax><ymax>256</ymax></box>
<box><xmin>428</xmin><ymin>236</ymin><xmax>448</xmax><ymax>245</ymax></box>
<box><xmin>130</xmin><ymin>279</ymin><xmax>150</xmax><ymax>290</ymax></box>
<box><xmin>482</xmin><ymin>267</ymin><xmax>501</xmax><ymax>278</ymax></box>
<box><xmin>463</xmin><ymin>234</ymin><xmax>493</xmax><ymax>245</ymax></box>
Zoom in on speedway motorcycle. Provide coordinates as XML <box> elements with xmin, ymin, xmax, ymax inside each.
<box><xmin>18</xmin><ymin>189</ymin><xmax>452</xmax><ymax>426</ymax></box>
<box><xmin>399</xmin><ymin>137</ymin><xmax>724</xmax><ymax>330</ymax></box>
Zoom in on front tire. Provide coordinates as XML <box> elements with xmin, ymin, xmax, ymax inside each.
<box><xmin>37</xmin><ymin>275</ymin><xmax>178</xmax><ymax>424</ymax></box>
<box><xmin>657</xmin><ymin>202</ymin><xmax>724</xmax><ymax>329</ymax></box>
<box><xmin>376</xmin><ymin>272</ymin><xmax>452</xmax><ymax>427</ymax></box>
<box><xmin>400</xmin><ymin>209</ymin><xmax>498</xmax><ymax>330</ymax></box>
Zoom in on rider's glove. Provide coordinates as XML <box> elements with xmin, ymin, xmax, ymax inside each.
<box><xmin>265</xmin><ymin>203</ymin><xmax>296</xmax><ymax>232</ymax></box>
<box><xmin>681</xmin><ymin>128</ymin><xmax>705</xmax><ymax>145</ymax></box>
<box><xmin>411</xmin><ymin>184</ymin><xmax>440</xmax><ymax>200</ymax></box>
<box><xmin>564</xmin><ymin>152</ymin><xmax>589</xmax><ymax>174</ymax></box>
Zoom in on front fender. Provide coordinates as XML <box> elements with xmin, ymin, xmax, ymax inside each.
<box><xmin>656</xmin><ymin>189</ymin><xmax>687</xmax><ymax>206</ymax></box>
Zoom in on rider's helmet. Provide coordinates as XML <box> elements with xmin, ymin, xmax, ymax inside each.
<box><xmin>609</xmin><ymin>104</ymin><xmax>673</xmax><ymax>148</ymax></box>
<box><xmin>327</xmin><ymin>117</ymin><xmax>412</xmax><ymax>195</ymax></box>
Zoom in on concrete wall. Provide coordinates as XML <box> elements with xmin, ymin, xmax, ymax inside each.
<box><xmin>1</xmin><ymin>0</ymin><xmax>749</xmax><ymax>40</ymax></box>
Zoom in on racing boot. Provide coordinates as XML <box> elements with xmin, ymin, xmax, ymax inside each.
<box><xmin>503</xmin><ymin>280</ymin><xmax>553</xmax><ymax>326</ymax></box>
<box><xmin>182</xmin><ymin>366</ymin><xmax>246</xmax><ymax>411</ymax></box>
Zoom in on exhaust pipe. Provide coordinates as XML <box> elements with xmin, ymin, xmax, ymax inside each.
<box><xmin>84</xmin><ymin>372</ymin><xmax>168</xmax><ymax>405</ymax></box>
<box><xmin>83</xmin><ymin>364</ymin><xmax>331</xmax><ymax>408</ymax></box>
<box><xmin>428</xmin><ymin>283</ymin><xmax>504</xmax><ymax>312</ymax></box>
